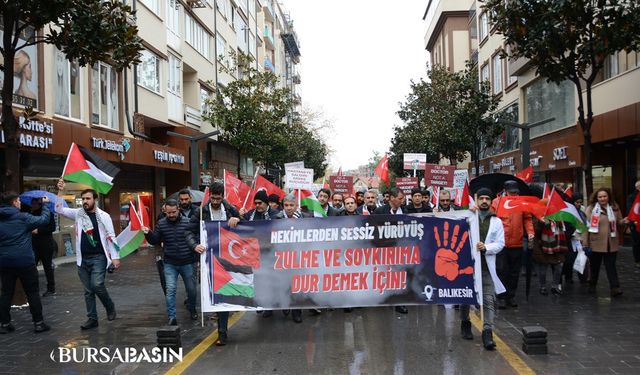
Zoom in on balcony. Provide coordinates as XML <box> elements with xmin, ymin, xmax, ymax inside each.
<box><xmin>470</xmin><ymin>49</ymin><xmax>478</xmax><ymax>67</ymax></box>
<box><xmin>263</xmin><ymin>1</ymin><xmax>275</xmax><ymax>22</ymax></box>
<box><xmin>281</xmin><ymin>31</ymin><xmax>301</xmax><ymax>64</ymax></box>
<box><xmin>184</xmin><ymin>105</ymin><xmax>202</xmax><ymax>128</ymax></box>
<box><xmin>264</xmin><ymin>58</ymin><xmax>275</xmax><ymax>72</ymax></box>
<box><xmin>292</xmin><ymin>73</ymin><xmax>301</xmax><ymax>84</ymax></box>
<box><xmin>264</xmin><ymin>25</ymin><xmax>275</xmax><ymax>50</ymax></box>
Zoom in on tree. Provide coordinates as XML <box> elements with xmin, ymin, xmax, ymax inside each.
<box><xmin>1</xmin><ymin>0</ymin><xmax>142</xmax><ymax>191</ymax></box>
<box><xmin>396</xmin><ymin>64</ymin><xmax>501</xmax><ymax>170</ymax></box>
<box><xmin>484</xmin><ymin>0</ymin><xmax>640</xmax><ymax>194</ymax></box>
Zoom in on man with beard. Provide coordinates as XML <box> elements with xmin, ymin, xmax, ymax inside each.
<box><xmin>56</xmin><ymin>180</ymin><xmax>120</xmax><ymax>330</ymax></box>
<box><xmin>405</xmin><ymin>188</ymin><xmax>432</xmax><ymax>214</ymax></box>
<box><xmin>189</xmin><ymin>182</ymin><xmax>240</xmax><ymax>345</ymax></box>
<box><xmin>434</xmin><ymin>189</ymin><xmax>460</xmax><ymax>212</ymax></box>
<box><xmin>143</xmin><ymin>199</ymin><xmax>201</xmax><ymax>326</ymax></box>
<box><xmin>355</xmin><ymin>190</ymin><xmax>366</xmax><ymax>207</ymax></box>
<box><xmin>460</xmin><ymin>187</ymin><xmax>504</xmax><ymax>350</ymax></box>
<box><xmin>331</xmin><ymin>192</ymin><xmax>345</xmax><ymax>212</ymax></box>
<box><xmin>358</xmin><ymin>190</ymin><xmax>379</xmax><ymax>215</ymax></box>
<box><xmin>243</xmin><ymin>191</ymin><xmax>278</xmax><ymax>220</ymax></box>
<box><xmin>178</xmin><ymin>189</ymin><xmax>199</xmax><ymax>219</ymax></box>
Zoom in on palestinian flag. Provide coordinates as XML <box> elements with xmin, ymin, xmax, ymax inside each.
<box><xmin>295</xmin><ymin>189</ymin><xmax>327</xmax><ymax>217</ymax></box>
<box><xmin>116</xmin><ymin>203</ymin><xmax>145</xmax><ymax>258</ymax></box>
<box><xmin>213</xmin><ymin>257</ymin><xmax>254</xmax><ymax>298</ymax></box>
<box><xmin>544</xmin><ymin>189</ymin><xmax>587</xmax><ymax>232</ymax></box>
<box><xmin>62</xmin><ymin>143</ymin><xmax>120</xmax><ymax>194</ymax></box>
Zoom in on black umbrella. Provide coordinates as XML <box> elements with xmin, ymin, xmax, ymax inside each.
<box><xmin>470</xmin><ymin>173</ymin><xmax>532</xmax><ymax>197</ymax></box>
<box><xmin>168</xmin><ymin>189</ymin><xmax>205</xmax><ymax>204</ymax></box>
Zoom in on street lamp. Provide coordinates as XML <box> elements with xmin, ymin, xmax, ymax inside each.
<box><xmin>167</xmin><ymin>130</ymin><xmax>221</xmax><ymax>188</ymax></box>
<box><xmin>495</xmin><ymin>117</ymin><xmax>555</xmax><ymax>169</ymax></box>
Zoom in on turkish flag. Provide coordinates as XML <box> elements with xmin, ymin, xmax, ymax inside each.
<box><xmin>374</xmin><ymin>153</ymin><xmax>389</xmax><ymax>184</ymax></box>
<box><xmin>219</xmin><ymin>227</ymin><xmax>261</xmax><ymax>269</ymax></box>
<box><xmin>495</xmin><ymin>196</ymin><xmax>545</xmax><ymax>219</ymax></box>
<box><xmin>564</xmin><ymin>186</ymin><xmax>573</xmax><ymax>198</ymax></box>
<box><xmin>137</xmin><ymin>195</ymin><xmax>150</xmax><ymax>227</ymax></box>
<box><xmin>129</xmin><ymin>201</ymin><xmax>142</xmax><ymax>231</ymax></box>
<box><xmin>246</xmin><ymin>176</ymin><xmax>286</xmax><ymax>208</ymax></box>
<box><xmin>515</xmin><ymin>166</ymin><xmax>534</xmax><ymax>183</ymax></box>
<box><xmin>224</xmin><ymin>170</ymin><xmax>252</xmax><ymax>209</ymax></box>
<box><xmin>627</xmin><ymin>191</ymin><xmax>640</xmax><ymax>232</ymax></box>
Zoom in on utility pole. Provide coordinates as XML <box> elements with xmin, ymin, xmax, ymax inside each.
<box><xmin>167</xmin><ymin>130</ymin><xmax>221</xmax><ymax>188</ymax></box>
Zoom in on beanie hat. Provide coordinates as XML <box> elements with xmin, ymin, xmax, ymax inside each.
<box><xmin>476</xmin><ymin>187</ymin><xmax>494</xmax><ymax>200</ymax></box>
<box><xmin>254</xmin><ymin>190</ymin><xmax>269</xmax><ymax>203</ymax></box>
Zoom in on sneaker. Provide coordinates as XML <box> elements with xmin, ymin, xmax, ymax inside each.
<box><xmin>190</xmin><ymin>312</ymin><xmax>198</xmax><ymax>321</ymax></box>
<box><xmin>262</xmin><ymin>310</ymin><xmax>273</xmax><ymax>318</ymax></box>
<box><xmin>107</xmin><ymin>309</ymin><xmax>117</xmax><ymax>321</ymax></box>
<box><xmin>551</xmin><ymin>285</ymin><xmax>563</xmax><ymax>295</ymax></box>
<box><xmin>80</xmin><ymin>319</ymin><xmax>98</xmax><ymax>330</ymax></box>
<box><xmin>215</xmin><ymin>332</ymin><xmax>227</xmax><ymax>346</ymax></box>
<box><xmin>42</xmin><ymin>291</ymin><xmax>56</xmax><ymax>297</ymax></box>
<box><xmin>309</xmin><ymin>309</ymin><xmax>322</xmax><ymax>316</ymax></box>
<box><xmin>292</xmin><ymin>310</ymin><xmax>303</xmax><ymax>323</ymax></box>
<box><xmin>395</xmin><ymin>306</ymin><xmax>408</xmax><ymax>314</ymax></box>
<box><xmin>34</xmin><ymin>321</ymin><xmax>51</xmax><ymax>333</ymax></box>
<box><xmin>0</xmin><ymin>323</ymin><xmax>15</xmax><ymax>334</ymax></box>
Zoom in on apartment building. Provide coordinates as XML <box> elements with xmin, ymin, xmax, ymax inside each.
<box><xmin>0</xmin><ymin>0</ymin><xmax>301</xmax><ymax>232</ymax></box>
<box><xmin>424</xmin><ymin>1</ymin><xmax>640</xmax><ymax>207</ymax></box>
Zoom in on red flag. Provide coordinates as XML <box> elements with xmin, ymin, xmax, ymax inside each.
<box><xmin>516</xmin><ymin>166</ymin><xmax>534</xmax><ymax>183</ymax></box>
<box><xmin>456</xmin><ymin>180</ymin><xmax>471</xmax><ymax>209</ymax></box>
<box><xmin>564</xmin><ymin>186</ymin><xmax>573</xmax><ymax>198</ymax></box>
<box><xmin>430</xmin><ymin>186</ymin><xmax>439</xmax><ymax>208</ymax></box>
<box><xmin>223</xmin><ymin>170</ymin><xmax>252</xmax><ymax>209</ymax></box>
<box><xmin>495</xmin><ymin>196</ymin><xmax>545</xmax><ymax>219</ymax></box>
<box><xmin>137</xmin><ymin>195</ymin><xmax>150</xmax><ymax>227</ymax></box>
<box><xmin>219</xmin><ymin>227</ymin><xmax>261</xmax><ymax>268</ymax></box>
<box><xmin>544</xmin><ymin>189</ymin><xmax>567</xmax><ymax>216</ymax></box>
<box><xmin>129</xmin><ymin>201</ymin><xmax>142</xmax><ymax>231</ymax></box>
<box><xmin>322</xmin><ymin>177</ymin><xmax>329</xmax><ymax>189</ymax></box>
<box><xmin>543</xmin><ymin>183</ymin><xmax>552</xmax><ymax>199</ymax></box>
<box><xmin>627</xmin><ymin>191</ymin><xmax>640</xmax><ymax>232</ymax></box>
<box><xmin>374</xmin><ymin>153</ymin><xmax>389</xmax><ymax>184</ymax></box>
<box><xmin>246</xmin><ymin>175</ymin><xmax>286</xmax><ymax>208</ymax></box>
<box><xmin>200</xmin><ymin>186</ymin><xmax>210</xmax><ymax>209</ymax></box>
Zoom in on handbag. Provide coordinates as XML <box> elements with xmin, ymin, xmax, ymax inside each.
<box><xmin>572</xmin><ymin>240</ymin><xmax>587</xmax><ymax>274</ymax></box>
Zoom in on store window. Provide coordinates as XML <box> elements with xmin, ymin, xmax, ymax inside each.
<box><xmin>592</xmin><ymin>165</ymin><xmax>612</xmax><ymax>191</ymax></box>
<box><xmin>53</xmin><ymin>47</ymin><xmax>82</xmax><ymax>119</ymax></box>
<box><xmin>525</xmin><ymin>78</ymin><xmax>575</xmax><ymax>138</ymax></box>
<box><xmin>91</xmin><ymin>62</ymin><xmax>119</xmax><ymax>129</ymax></box>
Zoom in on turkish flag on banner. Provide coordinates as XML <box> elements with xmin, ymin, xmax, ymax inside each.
<box><xmin>219</xmin><ymin>227</ymin><xmax>261</xmax><ymax>269</ymax></box>
<box><xmin>246</xmin><ymin>176</ymin><xmax>286</xmax><ymax>208</ymax></box>
<box><xmin>374</xmin><ymin>153</ymin><xmax>389</xmax><ymax>184</ymax></box>
<box><xmin>627</xmin><ymin>191</ymin><xmax>640</xmax><ymax>232</ymax></box>
<box><xmin>516</xmin><ymin>166</ymin><xmax>534</xmax><ymax>183</ymax></box>
<box><xmin>495</xmin><ymin>196</ymin><xmax>545</xmax><ymax>219</ymax></box>
<box><xmin>224</xmin><ymin>170</ymin><xmax>252</xmax><ymax>209</ymax></box>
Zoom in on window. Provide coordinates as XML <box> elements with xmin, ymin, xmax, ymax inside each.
<box><xmin>54</xmin><ymin>47</ymin><xmax>82</xmax><ymax>119</ymax></box>
<box><xmin>216</xmin><ymin>33</ymin><xmax>227</xmax><ymax>62</ymax></box>
<box><xmin>137</xmin><ymin>50</ymin><xmax>160</xmax><ymax>93</ymax></box>
<box><xmin>185</xmin><ymin>14</ymin><xmax>211</xmax><ymax>59</ymax></box>
<box><xmin>91</xmin><ymin>62</ymin><xmax>119</xmax><ymax>129</ymax></box>
<box><xmin>217</xmin><ymin>0</ymin><xmax>232</xmax><ymax>21</ymax></box>
<box><xmin>603</xmin><ymin>53</ymin><xmax>619</xmax><ymax>80</ymax></box>
<box><xmin>249</xmin><ymin>31</ymin><xmax>256</xmax><ymax>58</ymax></box>
<box><xmin>140</xmin><ymin>0</ymin><xmax>160</xmax><ymax>14</ymax></box>
<box><xmin>479</xmin><ymin>12</ymin><xmax>489</xmax><ymax>41</ymax></box>
<box><xmin>481</xmin><ymin>63</ymin><xmax>490</xmax><ymax>83</ymax></box>
<box><xmin>200</xmin><ymin>87</ymin><xmax>211</xmax><ymax>116</ymax></box>
<box><xmin>492</xmin><ymin>54</ymin><xmax>503</xmax><ymax>94</ymax></box>
<box><xmin>235</xmin><ymin>11</ymin><xmax>248</xmax><ymax>52</ymax></box>
<box><xmin>526</xmin><ymin>79</ymin><xmax>575</xmax><ymax>137</ymax></box>
<box><xmin>168</xmin><ymin>54</ymin><xmax>181</xmax><ymax>96</ymax></box>
<box><xmin>248</xmin><ymin>0</ymin><xmax>256</xmax><ymax>18</ymax></box>
<box><xmin>166</xmin><ymin>0</ymin><xmax>180</xmax><ymax>35</ymax></box>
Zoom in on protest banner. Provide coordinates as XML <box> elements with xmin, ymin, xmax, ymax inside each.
<box><xmin>395</xmin><ymin>177</ymin><xmax>419</xmax><ymax>195</ymax></box>
<box><xmin>285</xmin><ymin>167</ymin><xmax>314</xmax><ymax>189</ymax></box>
<box><xmin>403</xmin><ymin>153</ymin><xmax>427</xmax><ymax>172</ymax></box>
<box><xmin>424</xmin><ymin>164</ymin><xmax>456</xmax><ymax>187</ymax></box>
<box><xmin>200</xmin><ymin>213</ymin><xmax>479</xmax><ymax>312</ymax></box>
<box><xmin>329</xmin><ymin>175</ymin><xmax>354</xmax><ymax>194</ymax></box>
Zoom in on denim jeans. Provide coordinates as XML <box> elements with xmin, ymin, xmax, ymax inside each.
<box><xmin>78</xmin><ymin>255</ymin><xmax>115</xmax><ymax>320</ymax></box>
<box><xmin>461</xmin><ymin>272</ymin><xmax>496</xmax><ymax>331</ymax></box>
<box><xmin>164</xmin><ymin>262</ymin><xmax>197</xmax><ymax>319</ymax></box>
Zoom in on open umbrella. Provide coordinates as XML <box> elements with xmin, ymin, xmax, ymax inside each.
<box><xmin>168</xmin><ymin>189</ymin><xmax>205</xmax><ymax>204</ymax></box>
<box><xmin>19</xmin><ymin>190</ymin><xmax>67</xmax><ymax>212</ymax></box>
<box><xmin>469</xmin><ymin>173</ymin><xmax>532</xmax><ymax>197</ymax></box>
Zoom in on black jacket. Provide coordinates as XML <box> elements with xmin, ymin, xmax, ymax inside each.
<box><xmin>180</xmin><ymin>203</ymin><xmax>200</xmax><ymax>219</ymax></box>
<box><xmin>31</xmin><ymin>207</ymin><xmax>56</xmax><ymax>250</ymax></box>
<box><xmin>404</xmin><ymin>204</ymin><xmax>433</xmax><ymax>214</ymax></box>
<box><xmin>373</xmin><ymin>204</ymin><xmax>408</xmax><ymax>215</ymax></box>
<box><xmin>145</xmin><ymin>216</ymin><xmax>198</xmax><ymax>265</ymax></box>
<box><xmin>243</xmin><ymin>207</ymin><xmax>278</xmax><ymax>221</ymax></box>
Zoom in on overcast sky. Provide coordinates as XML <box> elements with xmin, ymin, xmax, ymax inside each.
<box><xmin>284</xmin><ymin>1</ymin><xmax>428</xmax><ymax>171</ymax></box>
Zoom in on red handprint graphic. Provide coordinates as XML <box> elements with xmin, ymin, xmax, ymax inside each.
<box><xmin>434</xmin><ymin>222</ymin><xmax>473</xmax><ymax>281</ymax></box>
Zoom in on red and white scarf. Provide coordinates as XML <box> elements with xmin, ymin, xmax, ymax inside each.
<box><xmin>588</xmin><ymin>204</ymin><xmax>617</xmax><ymax>237</ymax></box>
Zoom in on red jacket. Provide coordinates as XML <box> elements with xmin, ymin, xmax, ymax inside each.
<box><xmin>491</xmin><ymin>197</ymin><xmax>534</xmax><ymax>248</ymax></box>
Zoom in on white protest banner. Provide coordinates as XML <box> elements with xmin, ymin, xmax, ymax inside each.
<box><xmin>285</xmin><ymin>168</ymin><xmax>314</xmax><ymax>189</ymax></box>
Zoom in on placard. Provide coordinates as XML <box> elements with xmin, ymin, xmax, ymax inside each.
<box><xmin>424</xmin><ymin>164</ymin><xmax>456</xmax><ymax>187</ymax></box>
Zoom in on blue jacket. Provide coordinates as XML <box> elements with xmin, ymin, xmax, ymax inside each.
<box><xmin>0</xmin><ymin>204</ymin><xmax>51</xmax><ymax>267</ymax></box>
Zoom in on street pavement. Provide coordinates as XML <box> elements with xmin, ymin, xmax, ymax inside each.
<box><xmin>1</xmin><ymin>247</ymin><xmax>639</xmax><ymax>374</ymax></box>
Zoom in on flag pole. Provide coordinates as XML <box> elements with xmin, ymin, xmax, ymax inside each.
<box><xmin>60</xmin><ymin>142</ymin><xmax>75</xmax><ymax>180</ymax></box>
<box><xmin>242</xmin><ymin>167</ymin><xmax>261</xmax><ymax>210</ymax></box>
<box><xmin>474</xmin><ymin>192</ymin><xmax>484</xmax><ymax>327</ymax></box>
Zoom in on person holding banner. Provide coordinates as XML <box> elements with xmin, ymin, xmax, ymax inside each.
<box><xmin>405</xmin><ymin>188</ymin><xmax>432</xmax><ymax>214</ymax></box>
<box><xmin>341</xmin><ymin>196</ymin><xmax>359</xmax><ymax>216</ymax></box>
<box><xmin>317</xmin><ymin>189</ymin><xmax>341</xmax><ymax>216</ymax></box>
<box><xmin>242</xmin><ymin>191</ymin><xmax>278</xmax><ymax>221</ymax></box>
<box><xmin>434</xmin><ymin>189</ymin><xmax>461</xmax><ymax>213</ymax></box>
<box><xmin>331</xmin><ymin>192</ymin><xmax>345</xmax><ymax>212</ymax></box>
<box><xmin>460</xmin><ymin>187</ymin><xmax>505</xmax><ymax>350</ymax></box>
<box><xmin>268</xmin><ymin>194</ymin><xmax>282</xmax><ymax>214</ymax></box>
<box><xmin>189</xmin><ymin>182</ymin><xmax>241</xmax><ymax>346</ymax></box>
<box><xmin>357</xmin><ymin>190</ymin><xmax>379</xmax><ymax>215</ymax></box>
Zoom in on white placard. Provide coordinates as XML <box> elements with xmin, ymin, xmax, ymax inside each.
<box><xmin>284</xmin><ymin>161</ymin><xmax>305</xmax><ymax>172</ymax></box>
<box><xmin>403</xmin><ymin>153</ymin><xmax>427</xmax><ymax>170</ymax></box>
<box><xmin>453</xmin><ymin>169</ymin><xmax>469</xmax><ymax>189</ymax></box>
<box><xmin>285</xmin><ymin>167</ymin><xmax>314</xmax><ymax>189</ymax></box>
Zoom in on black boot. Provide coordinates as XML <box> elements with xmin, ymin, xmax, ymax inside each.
<box><xmin>461</xmin><ymin>320</ymin><xmax>473</xmax><ymax>340</ymax></box>
<box><xmin>482</xmin><ymin>329</ymin><xmax>496</xmax><ymax>350</ymax></box>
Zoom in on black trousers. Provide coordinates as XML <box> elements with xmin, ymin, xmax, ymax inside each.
<box><xmin>33</xmin><ymin>243</ymin><xmax>55</xmax><ymax>292</ymax></box>
<box><xmin>0</xmin><ymin>266</ymin><xmax>44</xmax><ymax>324</ymax></box>
<box><xmin>497</xmin><ymin>247</ymin><xmax>523</xmax><ymax>300</ymax></box>
<box><xmin>631</xmin><ymin>229</ymin><xmax>640</xmax><ymax>263</ymax></box>
<box><xmin>589</xmin><ymin>252</ymin><xmax>620</xmax><ymax>289</ymax></box>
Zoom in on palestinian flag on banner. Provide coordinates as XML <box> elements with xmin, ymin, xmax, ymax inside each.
<box><xmin>213</xmin><ymin>257</ymin><xmax>255</xmax><ymax>298</ymax></box>
<box><xmin>544</xmin><ymin>189</ymin><xmax>587</xmax><ymax>232</ymax></box>
<box><xmin>62</xmin><ymin>143</ymin><xmax>120</xmax><ymax>194</ymax></box>
<box><xmin>116</xmin><ymin>202</ymin><xmax>145</xmax><ymax>258</ymax></box>
<box><xmin>295</xmin><ymin>189</ymin><xmax>327</xmax><ymax>217</ymax></box>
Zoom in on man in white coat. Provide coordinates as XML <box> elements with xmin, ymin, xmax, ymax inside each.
<box><xmin>460</xmin><ymin>187</ymin><xmax>505</xmax><ymax>350</ymax></box>
<box><xmin>56</xmin><ymin>179</ymin><xmax>121</xmax><ymax>330</ymax></box>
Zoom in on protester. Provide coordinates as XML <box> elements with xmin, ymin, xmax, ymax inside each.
<box><xmin>533</xmin><ymin>218</ymin><xmax>567</xmax><ymax>295</ymax></box>
<box><xmin>434</xmin><ymin>189</ymin><xmax>460</xmax><ymax>212</ymax></box>
<box><xmin>584</xmin><ymin>188</ymin><xmax>628</xmax><ymax>297</ymax></box>
<box><xmin>405</xmin><ymin>188</ymin><xmax>432</xmax><ymax>213</ymax></box>
<box><xmin>562</xmin><ymin>193</ymin><xmax>588</xmax><ymax>284</ymax></box>
<box><xmin>331</xmin><ymin>192</ymin><xmax>344</xmax><ymax>212</ymax></box>
<box><xmin>56</xmin><ymin>179</ymin><xmax>120</xmax><ymax>330</ymax></box>
<box><xmin>355</xmin><ymin>190</ymin><xmax>366</xmax><ymax>207</ymax></box>
<box><xmin>382</xmin><ymin>191</ymin><xmax>390</xmax><ymax>205</ymax></box>
<box><xmin>358</xmin><ymin>190</ymin><xmax>378</xmax><ymax>215</ymax></box>
<box><xmin>459</xmin><ymin>187</ymin><xmax>504</xmax><ymax>350</ymax></box>
<box><xmin>373</xmin><ymin>188</ymin><xmax>408</xmax><ymax>314</ymax></box>
<box><xmin>317</xmin><ymin>188</ymin><xmax>340</xmax><ymax>216</ymax></box>
<box><xmin>268</xmin><ymin>194</ymin><xmax>282</xmax><ymax>214</ymax></box>
<box><xmin>30</xmin><ymin>198</ymin><xmax>57</xmax><ymax>297</ymax></box>
<box><xmin>178</xmin><ymin>189</ymin><xmax>199</xmax><ymax>219</ymax></box>
<box><xmin>491</xmin><ymin>180</ymin><xmax>534</xmax><ymax>309</ymax></box>
<box><xmin>341</xmin><ymin>196</ymin><xmax>359</xmax><ymax>216</ymax></box>
<box><xmin>243</xmin><ymin>191</ymin><xmax>278</xmax><ymax>220</ymax></box>
<box><xmin>626</xmin><ymin>180</ymin><xmax>640</xmax><ymax>268</ymax></box>
<box><xmin>0</xmin><ymin>192</ymin><xmax>52</xmax><ymax>334</ymax></box>
<box><xmin>189</xmin><ymin>182</ymin><xmax>240</xmax><ymax>345</ymax></box>
<box><xmin>422</xmin><ymin>189</ymin><xmax>432</xmax><ymax>209</ymax></box>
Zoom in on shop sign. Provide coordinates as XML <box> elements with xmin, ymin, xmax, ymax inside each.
<box><xmin>0</xmin><ymin>116</ymin><xmax>54</xmax><ymax>149</ymax></box>
<box><xmin>200</xmin><ymin>172</ymin><xmax>213</xmax><ymax>186</ymax></box>
<box><xmin>568</xmin><ymin>160</ymin><xmax>577</xmax><ymax>166</ymax></box>
<box><xmin>91</xmin><ymin>137</ymin><xmax>130</xmax><ymax>160</ymax></box>
<box><xmin>154</xmin><ymin>149</ymin><xmax>186</xmax><ymax>164</ymax></box>
<box><xmin>548</xmin><ymin>163</ymin><xmax>556</xmax><ymax>170</ymax></box>
<box><xmin>500</xmin><ymin>157</ymin><xmax>514</xmax><ymax>167</ymax></box>
<box><xmin>530</xmin><ymin>157</ymin><xmax>541</xmax><ymax>167</ymax></box>
<box><xmin>553</xmin><ymin>146</ymin><xmax>568</xmax><ymax>161</ymax></box>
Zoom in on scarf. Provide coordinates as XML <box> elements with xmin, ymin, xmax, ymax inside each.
<box><xmin>208</xmin><ymin>202</ymin><xmax>227</xmax><ymax>222</ymax></box>
<box><xmin>541</xmin><ymin>220</ymin><xmax>568</xmax><ymax>254</ymax></box>
<box><xmin>77</xmin><ymin>208</ymin><xmax>117</xmax><ymax>251</ymax></box>
<box><xmin>249</xmin><ymin>208</ymin><xmax>271</xmax><ymax>221</ymax></box>
<box><xmin>588</xmin><ymin>204</ymin><xmax>617</xmax><ymax>237</ymax></box>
